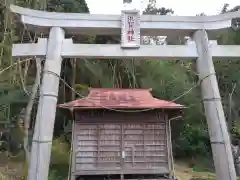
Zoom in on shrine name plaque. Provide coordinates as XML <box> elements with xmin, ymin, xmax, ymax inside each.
<box><xmin>121</xmin><ymin>10</ymin><xmax>140</xmax><ymax>49</ymax></box>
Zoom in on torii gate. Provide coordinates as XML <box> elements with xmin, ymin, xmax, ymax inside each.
<box><xmin>10</xmin><ymin>4</ymin><xmax>240</xmax><ymax>180</ymax></box>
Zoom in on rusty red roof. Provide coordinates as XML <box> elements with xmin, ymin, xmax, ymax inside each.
<box><xmin>58</xmin><ymin>88</ymin><xmax>184</xmax><ymax>109</ymax></box>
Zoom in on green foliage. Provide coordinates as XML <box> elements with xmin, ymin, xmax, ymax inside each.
<box><xmin>174</xmin><ymin>123</ymin><xmax>211</xmax><ymax>157</ymax></box>
<box><xmin>47</xmin><ymin>0</ymin><xmax>89</xmax><ymax>12</ymax></box>
<box><xmin>51</xmin><ymin>136</ymin><xmax>70</xmax><ymax>165</ymax></box>
<box><xmin>190</xmin><ymin>179</ymin><xmax>215</xmax><ymax>180</ymax></box>
<box><xmin>0</xmin><ymin>173</ymin><xmax>8</xmax><ymax>180</ymax></box>
<box><xmin>50</xmin><ymin>137</ymin><xmax>70</xmax><ymax>179</ymax></box>
<box><xmin>143</xmin><ymin>0</ymin><xmax>174</xmax><ymax>15</ymax></box>
<box><xmin>22</xmin><ymin>137</ymin><xmax>70</xmax><ymax>179</ymax></box>
<box><xmin>48</xmin><ymin>170</ymin><xmax>65</xmax><ymax>180</ymax></box>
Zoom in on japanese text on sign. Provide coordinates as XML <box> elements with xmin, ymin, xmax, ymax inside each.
<box><xmin>121</xmin><ymin>10</ymin><xmax>140</xmax><ymax>48</ymax></box>
<box><xmin>127</xmin><ymin>15</ymin><xmax>134</xmax><ymax>42</ymax></box>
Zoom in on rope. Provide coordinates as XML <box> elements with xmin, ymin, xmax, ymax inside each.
<box><xmin>47</xmin><ymin>70</ymin><xmax>211</xmax><ymax>113</ymax></box>
<box><xmin>1</xmin><ymin>60</ymin><xmax>212</xmax><ymax>113</ymax></box>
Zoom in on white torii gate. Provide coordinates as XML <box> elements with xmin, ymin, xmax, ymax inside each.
<box><xmin>10</xmin><ymin>4</ymin><xmax>240</xmax><ymax>180</ymax></box>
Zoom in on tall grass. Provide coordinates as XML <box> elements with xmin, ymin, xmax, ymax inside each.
<box><xmin>50</xmin><ymin>136</ymin><xmax>70</xmax><ymax>179</ymax></box>
<box><xmin>0</xmin><ymin>136</ymin><xmax>70</xmax><ymax>180</ymax></box>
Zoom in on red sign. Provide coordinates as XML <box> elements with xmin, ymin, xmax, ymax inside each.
<box><xmin>127</xmin><ymin>16</ymin><xmax>134</xmax><ymax>42</ymax></box>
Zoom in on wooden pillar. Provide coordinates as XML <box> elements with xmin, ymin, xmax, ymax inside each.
<box><xmin>193</xmin><ymin>30</ymin><xmax>236</xmax><ymax>180</ymax></box>
<box><xmin>28</xmin><ymin>27</ymin><xmax>65</xmax><ymax>180</ymax></box>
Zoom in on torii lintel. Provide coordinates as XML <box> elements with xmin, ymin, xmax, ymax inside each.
<box><xmin>10</xmin><ymin>4</ymin><xmax>240</xmax><ymax>38</ymax></box>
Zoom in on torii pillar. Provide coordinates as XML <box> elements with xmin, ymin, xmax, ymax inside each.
<box><xmin>27</xmin><ymin>27</ymin><xmax>65</xmax><ymax>180</ymax></box>
<box><xmin>193</xmin><ymin>30</ymin><xmax>236</xmax><ymax>180</ymax></box>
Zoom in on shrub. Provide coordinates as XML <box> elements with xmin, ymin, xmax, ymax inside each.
<box><xmin>190</xmin><ymin>179</ymin><xmax>215</xmax><ymax>180</ymax></box>
<box><xmin>173</xmin><ymin>124</ymin><xmax>211</xmax><ymax>158</ymax></box>
<box><xmin>0</xmin><ymin>173</ymin><xmax>9</xmax><ymax>180</ymax></box>
<box><xmin>50</xmin><ymin>136</ymin><xmax>70</xmax><ymax>179</ymax></box>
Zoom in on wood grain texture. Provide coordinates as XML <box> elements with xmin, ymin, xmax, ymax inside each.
<box><xmin>72</xmin><ymin>112</ymin><xmax>170</xmax><ymax>176</ymax></box>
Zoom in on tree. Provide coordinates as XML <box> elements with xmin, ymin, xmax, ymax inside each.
<box><xmin>0</xmin><ymin>0</ymin><xmax>90</xmax><ymax>164</ymax></box>
<box><xmin>143</xmin><ymin>0</ymin><xmax>173</xmax><ymax>15</ymax></box>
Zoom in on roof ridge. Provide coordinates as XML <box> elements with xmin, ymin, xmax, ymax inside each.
<box><xmin>89</xmin><ymin>88</ymin><xmax>152</xmax><ymax>91</ymax></box>
<box><xmin>58</xmin><ymin>88</ymin><xmax>184</xmax><ymax>109</ymax></box>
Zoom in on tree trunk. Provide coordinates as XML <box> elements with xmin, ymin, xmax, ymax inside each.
<box><xmin>227</xmin><ymin>83</ymin><xmax>240</xmax><ymax>175</ymax></box>
<box><xmin>228</xmin><ymin>83</ymin><xmax>236</xmax><ymax>132</ymax></box>
<box><xmin>23</xmin><ymin>59</ymin><xmax>41</xmax><ymax>163</ymax></box>
<box><xmin>71</xmin><ymin>59</ymin><xmax>76</xmax><ymax>101</ymax></box>
<box><xmin>232</xmin><ymin>143</ymin><xmax>240</xmax><ymax>176</ymax></box>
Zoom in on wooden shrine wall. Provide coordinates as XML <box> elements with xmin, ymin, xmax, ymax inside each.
<box><xmin>72</xmin><ymin>111</ymin><xmax>170</xmax><ymax>175</ymax></box>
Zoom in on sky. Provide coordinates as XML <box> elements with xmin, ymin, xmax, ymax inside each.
<box><xmin>86</xmin><ymin>0</ymin><xmax>239</xmax><ymax>16</ymax></box>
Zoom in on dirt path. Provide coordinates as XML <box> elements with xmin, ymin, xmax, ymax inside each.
<box><xmin>175</xmin><ymin>163</ymin><xmax>215</xmax><ymax>180</ymax></box>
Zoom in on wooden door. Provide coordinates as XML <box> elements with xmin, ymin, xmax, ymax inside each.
<box><xmin>75</xmin><ymin>123</ymin><xmax>122</xmax><ymax>171</ymax></box>
<box><xmin>98</xmin><ymin>124</ymin><xmax>121</xmax><ymax>169</ymax></box>
<box><xmin>123</xmin><ymin>123</ymin><xmax>168</xmax><ymax>170</ymax></box>
<box><xmin>74</xmin><ymin>122</ymin><xmax>168</xmax><ymax>172</ymax></box>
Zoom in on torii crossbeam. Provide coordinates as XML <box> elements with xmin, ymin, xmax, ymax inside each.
<box><xmin>10</xmin><ymin>4</ymin><xmax>240</xmax><ymax>180</ymax></box>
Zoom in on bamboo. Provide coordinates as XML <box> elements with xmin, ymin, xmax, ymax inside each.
<box><xmin>71</xmin><ymin>59</ymin><xmax>77</xmax><ymax>101</ymax></box>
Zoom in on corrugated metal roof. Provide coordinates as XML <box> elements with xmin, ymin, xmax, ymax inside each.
<box><xmin>58</xmin><ymin>88</ymin><xmax>184</xmax><ymax>109</ymax></box>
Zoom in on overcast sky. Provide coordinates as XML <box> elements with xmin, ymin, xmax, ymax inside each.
<box><xmin>86</xmin><ymin>0</ymin><xmax>239</xmax><ymax>16</ymax></box>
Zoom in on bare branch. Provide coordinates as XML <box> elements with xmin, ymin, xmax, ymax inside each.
<box><xmin>23</xmin><ymin>58</ymin><xmax>41</xmax><ymax>162</ymax></box>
